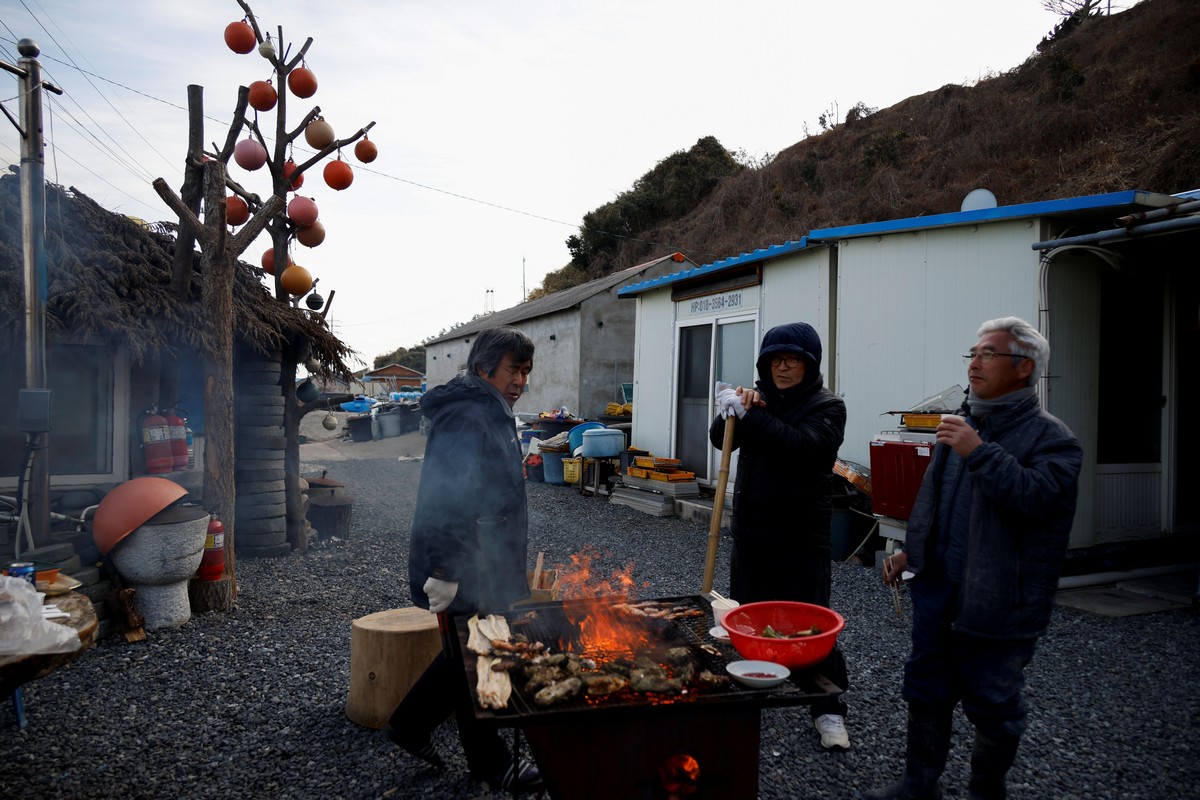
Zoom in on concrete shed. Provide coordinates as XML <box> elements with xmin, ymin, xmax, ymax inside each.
<box><xmin>619</xmin><ymin>188</ymin><xmax>1200</xmax><ymax>551</ymax></box>
<box><xmin>424</xmin><ymin>253</ymin><xmax>697</xmax><ymax>420</ymax></box>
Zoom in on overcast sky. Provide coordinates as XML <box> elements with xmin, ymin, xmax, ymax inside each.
<box><xmin>0</xmin><ymin>0</ymin><xmax>1100</xmax><ymax>368</ymax></box>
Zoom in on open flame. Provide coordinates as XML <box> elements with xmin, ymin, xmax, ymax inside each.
<box><xmin>553</xmin><ymin>547</ymin><xmax>652</xmax><ymax>659</ymax></box>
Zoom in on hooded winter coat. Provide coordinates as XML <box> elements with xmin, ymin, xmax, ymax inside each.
<box><xmin>709</xmin><ymin>322</ymin><xmax>847</xmax><ymax>565</ymax></box>
<box><xmin>905</xmin><ymin>393</ymin><xmax>1082</xmax><ymax>639</ymax></box>
<box><xmin>408</xmin><ymin>373</ymin><xmax>530</xmax><ymax>615</ymax></box>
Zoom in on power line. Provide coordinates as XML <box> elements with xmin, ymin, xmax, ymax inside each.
<box><xmin>18</xmin><ymin>0</ymin><xmax>176</xmax><ymax>175</ymax></box>
<box><xmin>1</xmin><ymin>34</ymin><xmax>701</xmax><ymax>258</ymax></box>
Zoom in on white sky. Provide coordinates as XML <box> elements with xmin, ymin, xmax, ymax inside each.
<box><xmin>0</xmin><ymin>0</ymin><xmax>1092</xmax><ymax>369</ymax></box>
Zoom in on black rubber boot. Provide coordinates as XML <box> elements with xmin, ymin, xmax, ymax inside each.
<box><xmin>865</xmin><ymin>702</ymin><xmax>953</xmax><ymax>800</ymax></box>
<box><xmin>967</xmin><ymin>731</ymin><xmax>1020</xmax><ymax>800</ymax></box>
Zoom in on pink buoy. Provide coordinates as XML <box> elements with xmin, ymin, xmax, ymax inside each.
<box><xmin>287</xmin><ymin>195</ymin><xmax>319</xmax><ymax>226</ymax></box>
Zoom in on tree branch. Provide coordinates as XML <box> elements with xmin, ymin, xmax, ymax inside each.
<box><xmin>230</xmin><ymin>194</ymin><xmax>284</xmax><ymax>256</ymax></box>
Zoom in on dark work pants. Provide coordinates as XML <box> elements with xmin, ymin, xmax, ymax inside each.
<box><xmin>730</xmin><ymin>535</ymin><xmax>849</xmax><ymax>719</ymax></box>
<box><xmin>388</xmin><ymin>613</ymin><xmax>510</xmax><ymax>776</ymax></box>
<box><xmin>903</xmin><ymin>574</ymin><xmax>1039</xmax><ymax>740</ymax></box>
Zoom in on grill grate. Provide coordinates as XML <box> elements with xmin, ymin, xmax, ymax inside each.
<box><xmin>459</xmin><ymin>594</ymin><xmax>837</xmax><ymax>720</ymax></box>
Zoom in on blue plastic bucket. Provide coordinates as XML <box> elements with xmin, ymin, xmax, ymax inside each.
<box><xmin>541</xmin><ymin>449</ymin><xmax>567</xmax><ymax>485</ymax></box>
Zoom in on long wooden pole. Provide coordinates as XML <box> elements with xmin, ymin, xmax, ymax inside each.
<box><xmin>702</xmin><ymin>417</ymin><xmax>736</xmax><ymax>595</ymax></box>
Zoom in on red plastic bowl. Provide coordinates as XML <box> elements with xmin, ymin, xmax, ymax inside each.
<box><xmin>721</xmin><ymin>601</ymin><xmax>845</xmax><ymax>669</ymax></box>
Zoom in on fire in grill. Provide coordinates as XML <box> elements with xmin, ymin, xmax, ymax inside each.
<box><xmin>456</xmin><ymin>595</ymin><xmax>840</xmax><ymax>798</ymax></box>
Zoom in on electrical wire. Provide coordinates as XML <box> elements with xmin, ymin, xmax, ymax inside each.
<box><xmin>18</xmin><ymin>0</ymin><xmax>177</xmax><ymax>174</ymax></box>
<box><xmin>1</xmin><ymin>32</ymin><xmax>699</xmax><ymax>258</ymax></box>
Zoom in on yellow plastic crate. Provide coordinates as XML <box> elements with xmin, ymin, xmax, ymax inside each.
<box><xmin>901</xmin><ymin>413</ymin><xmax>942</xmax><ymax>430</ymax></box>
<box><xmin>562</xmin><ymin>457</ymin><xmax>582</xmax><ymax>483</ymax></box>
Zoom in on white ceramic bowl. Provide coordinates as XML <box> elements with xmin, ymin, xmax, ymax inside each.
<box><xmin>726</xmin><ymin>659</ymin><xmax>790</xmax><ymax>688</ymax></box>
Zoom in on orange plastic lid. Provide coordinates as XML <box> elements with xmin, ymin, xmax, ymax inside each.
<box><xmin>92</xmin><ymin>477</ymin><xmax>188</xmax><ymax>556</ymax></box>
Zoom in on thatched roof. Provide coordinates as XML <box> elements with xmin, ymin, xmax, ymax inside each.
<box><xmin>0</xmin><ymin>170</ymin><xmax>352</xmax><ymax>373</ymax></box>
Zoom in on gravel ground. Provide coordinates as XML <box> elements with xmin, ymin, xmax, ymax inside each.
<box><xmin>3</xmin><ymin>447</ymin><xmax>1198</xmax><ymax>800</ymax></box>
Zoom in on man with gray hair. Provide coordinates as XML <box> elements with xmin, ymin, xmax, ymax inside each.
<box><xmin>388</xmin><ymin>325</ymin><xmax>542</xmax><ymax>794</ymax></box>
<box><xmin>868</xmin><ymin>317</ymin><xmax>1082</xmax><ymax>800</ymax></box>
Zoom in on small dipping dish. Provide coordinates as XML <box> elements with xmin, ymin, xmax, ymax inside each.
<box><xmin>726</xmin><ymin>659</ymin><xmax>790</xmax><ymax>688</ymax></box>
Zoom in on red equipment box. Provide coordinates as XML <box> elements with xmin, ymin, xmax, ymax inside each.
<box><xmin>868</xmin><ymin>439</ymin><xmax>933</xmax><ymax>520</ymax></box>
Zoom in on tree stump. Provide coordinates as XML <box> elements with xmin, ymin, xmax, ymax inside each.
<box><xmin>345</xmin><ymin>608</ymin><xmax>441</xmax><ymax>729</ymax></box>
<box><xmin>188</xmin><ymin>574</ymin><xmax>234</xmax><ymax>613</ymax></box>
<box><xmin>306</xmin><ymin>495</ymin><xmax>354</xmax><ymax>539</ymax></box>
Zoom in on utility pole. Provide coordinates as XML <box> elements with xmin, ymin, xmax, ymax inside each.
<box><xmin>2</xmin><ymin>39</ymin><xmax>63</xmax><ymax>549</ymax></box>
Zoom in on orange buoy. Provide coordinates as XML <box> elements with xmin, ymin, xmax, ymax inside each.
<box><xmin>248</xmin><ymin>80</ymin><xmax>277</xmax><ymax>112</ymax></box>
<box><xmin>280</xmin><ymin>263</ymin><xmax>314</xmax><ymax>296</ymax></box>
<box><xmin>354</xmin><ymin>137</ymin><xmax>378</xmax><ymax>163</ymax></box>
<box><xmin>288</xmin><ymin>66</ymin><xmax>318</xmax><ymax>98</ymax></box>
<box><xmin>224</xmin><ymin>21</ymin><xmax>256</xmax><ymax>54</ymax></box>
<box><xmin>323</xmin><ymin>159</ymin><xmax>353</xmax><ymax>191</ymax></box>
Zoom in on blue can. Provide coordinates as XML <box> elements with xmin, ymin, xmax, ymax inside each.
<box><xmin>8</xmin><ymin>562</ymin><xmax>36</xmax><ymax>585</ymax></box>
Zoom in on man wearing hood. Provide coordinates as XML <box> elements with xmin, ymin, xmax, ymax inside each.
<box><xmin>708</xmin><ymin>321</ymin><xmax>850</xmax><ymax>750</ymax></box>
<box><xmin>867</xmin><ymin>317</ymin><xmax>1082</xmax><ymax>800</ymax></box>
<box><xmin>387</xmin><ymin>326</ymin><xmax>542</xmax><ymax>794</ymax></box>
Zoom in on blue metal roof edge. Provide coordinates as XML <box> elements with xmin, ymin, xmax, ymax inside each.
<box><xmin>807</xmin><ymin>190</ymin><xmax>1169</xmax><ymax>241</ymax></box>
<box><xmin>617</xmin><ymin>238</ymin><xmax>810</xmax><ymax>297</ymax></box>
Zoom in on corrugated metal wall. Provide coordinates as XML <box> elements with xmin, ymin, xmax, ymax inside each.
<box><xmin>1043</xmin><ymin>247</ymin><xmax>1103</xmax><ymax>546</ymax></box>
<box><xmin>834</xmin><ymin>219</ymin><xmax>1042</xmax><ymax>466</ymax></box>
<box><xmin>630</xmin><ymin>290</ymin><xmax>676</xmax><ymax>458</ymax></box>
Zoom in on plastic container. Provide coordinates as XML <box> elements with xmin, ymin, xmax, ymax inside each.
<box><xmin>582</xmin><ymin>428</ymin><xmax>624</xmax><ymax>457</ymax></box>
<box><xmin>377</xmin><ymin>410</ymin><xmax>401</xmax><ymax>438</ymax></box>
<box><xmin>537</xmin><ymin>418</ymin><xmax>585</xmax><ymax>439</ymax></box>
<box><xmin>540</xmin><ymin>448</ymin><xmax>567</xmax><ymax>485</ymax></box>
<box><xmin>868</xmin><ymin>440</ymin><xmax>933</xmax><ymax>519</ymax></box>
<box><xmin>567</xmin><ymin>421</ymin><xmax>606</xmax><ymax>452</ymax></box>
<box><xmin>347</xmin><ymin>415</ymin><xmax>373</xmax><ymax>443</ymax></box>
<box><xmin>562</xmin><ymin>457</ymin><xmax>583</xmax><ymax>484</ymax></box>
<box><xmin>721</xmin><ymin>601</ymin><xmax>845</xmax><ymax>669</ymax></box>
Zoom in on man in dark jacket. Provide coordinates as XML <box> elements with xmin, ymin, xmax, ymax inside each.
<box><xmin>868</xmin><ymin>317</ymin><xmax>1082</xmax><ymax>800</ymax></box>
<box><xmin>708</xmin><ymin>321</ymin><xmax>851</xmax><ymax>750</ymax></box>
<box><xmin>387</xmin><ymin>326</ymin><xmax>541</xmax><ymax>794</ymax></box>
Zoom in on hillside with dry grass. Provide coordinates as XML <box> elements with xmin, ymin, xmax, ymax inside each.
<box><xmin>535</xmin><ymin>0</ymin><xmax>1200</xmax><ymax>296</ymax></box>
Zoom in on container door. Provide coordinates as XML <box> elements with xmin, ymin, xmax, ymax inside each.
<box><xmin>712</xmin><ymin>319</ymin><xmax>757</xmax><ymax>486</ymax></box>
<box><xmin>674</xmin><ymin>324</ymin><xmax>712</xmax><ymax>477</ymax></box>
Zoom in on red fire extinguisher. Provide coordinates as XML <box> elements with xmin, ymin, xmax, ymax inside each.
<box><xmin>196</xmin><ymin>513</ymin><xmax>225</xmax><ymax>581</ymax></box>
<box><xmin>165</xmin><ymin>406</ymin><xmax>189</xmax><ymax>471</ymax></box>
<box><xmin>140</xmin><ymin>409</ymin><xmax>174</xmax><ymax>474</ymax></box>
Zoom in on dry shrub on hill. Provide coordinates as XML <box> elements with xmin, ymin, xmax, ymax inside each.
<box><xmin>537</xmin><ymin>0</ymin><xmax>1199</xmax><ymax>292</ymax></box>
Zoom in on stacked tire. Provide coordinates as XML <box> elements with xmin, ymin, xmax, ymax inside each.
<box><xmin>234</xmin><ymin>354</ymin><xmax>291</xmax><ymax>558</ymax></box>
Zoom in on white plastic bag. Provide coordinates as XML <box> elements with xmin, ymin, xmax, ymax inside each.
<box><xmin>0</xmin><ymin>575</ymin><xmax>82</xmax><ymax>656</ymax></box>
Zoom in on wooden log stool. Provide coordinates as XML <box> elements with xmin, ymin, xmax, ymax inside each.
<box><xmin>346</xmin><ymin>608</ymin><xmax>442</xmax><ymax>729</ymax></box>
<box><xmin>306</xmin><ymin>495</ymin><xmax>355</xmax><ymax>539</ymax></box>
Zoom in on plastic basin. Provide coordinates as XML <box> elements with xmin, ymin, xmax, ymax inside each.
<box><xmin>721</xmin><ymin>601</ymin><xmax>845</xmax><ymax>669</ymax></box>
<box><xmin>567</xmin><ymin>421</ymin><xmax>606</xmax><ymax>452</ymax></box>
<box><xmin>582</xmin><ymin>428</ymin><xmax>624</xmax><ymax>457</ymax></box>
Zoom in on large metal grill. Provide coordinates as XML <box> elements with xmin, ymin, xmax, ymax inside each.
<box><xmin>456</xmin><ymin>594</ymin><xmax>838</xmax><ymax>720</ymax></box>
<box><xmin>455</xmin><ymin>594</ymin><xmax>840</xmax><ymax>798</ymax></box>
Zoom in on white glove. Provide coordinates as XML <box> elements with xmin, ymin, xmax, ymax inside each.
<box><xmin>423</xmin><ymin>577</ymin><xmax>459</xmax><ymax>613</ymax></box>
<box><xmin>715</xmin><ymin>381</ymin><xmax>746</xmax><ymax>419</ymax></box>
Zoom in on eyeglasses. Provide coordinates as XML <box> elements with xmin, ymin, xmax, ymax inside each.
<box><xmin>769</xmin><ymin>355</ymin><xmax>802</xmax><ymax>368</ymax></box>
<box><xmin>962</xmin><ymin>350</ymin><xmax>1030</xmax><ymax>364</ymax></box>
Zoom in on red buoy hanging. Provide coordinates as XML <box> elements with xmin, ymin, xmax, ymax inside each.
<box><xmin>283</xmin><ymin>159</ymin><xmax>304</xmax><ymax>191</ymax></box>
<box><xmin>248</xmin><ymin>80</ymin><xmax>278</xmax><ymax>112</ymax></box>
<box><xmin>140</xmin><ymin>411</ymin><xmax>173</xmax><ymax>474</ymax></box>
<box><xmin>288</xmin><ymin>66</ymin><xmax>318</xmax><ymax>98</ymax></box>
<box><xmin>195</xmin><ymin>514</ymin><xmax>226</xmax><ymax>581</ymax></box>
<box><xmin>354</xmin><ymin>136</ymin><xmax>378</xmax><ymax>164</ymax></box>
<box><xmin>225</xmin><ymin>195</ymin><xmax>249</xmax><ymax>226</ymax></box>
<box><xmin>323</xmin><ymin>158</ymin><xmax>353</xmax><ymax>191</ymax></box>
<box><xmin>224</xmin><ymin>21</ymin><xmax>256</xmax><ymax>54</ymax></box>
